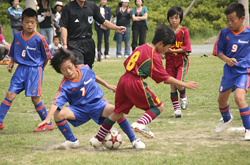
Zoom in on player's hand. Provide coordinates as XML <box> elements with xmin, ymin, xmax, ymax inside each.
<box><xmin>7</xmin><ymin>62</ymin><xmax>14</xmax><ymax>73</ymax></box>
<box><xmin>116</xmin><ymin>26</ymin><xmax>126</xmax><ymax>34</ymax></box>
<box><xmin>38</xmin><ymin>119</ymin><xmax>51</xmax><ymax>128</ymax></box>
<box><xmin>185</xmin><ymin>81</ymin><xmax>199</xmax><ymax>90</ymax></box>
<box><xmin>160</xmin><ymin>54</ymin><xmax>165</xmax><ymax>59</ymax></box>
<box><xmin>106</xmin><ymin>84</ymin><xmax>116</xmax><ymax>93</ymax></box>
<box><xmin>226</xmin><ymin>58</ymin><xmax>238</xmax><ymax>67</ymax></box>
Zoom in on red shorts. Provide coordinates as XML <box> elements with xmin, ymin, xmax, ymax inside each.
<box><xmin>165</xmin><ymin>55</ymin><xmax>189</xmax><ymax>83</ymax></box>
<box><xmin>114</xmin><ymin>73</ymin><xmax>162</xmax><ymax>114</ymax></box>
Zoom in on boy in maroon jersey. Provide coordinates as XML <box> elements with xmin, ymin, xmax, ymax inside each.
<box><xmin>164</xmin><ymin>6</ymin><xmax>192</xmax><ymax>118</ymax></box>
<box><xmin>90</xmin><ymin>24</ymin><xmax>198</xmax><ymax>150</ymax></box>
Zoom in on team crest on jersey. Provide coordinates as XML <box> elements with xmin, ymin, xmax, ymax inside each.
<box><xmin>88</xmin><ymin>16</ymin><xmax>93</xmax><ymax>24</ymax></box>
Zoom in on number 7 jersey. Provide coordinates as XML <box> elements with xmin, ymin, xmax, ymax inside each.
<box><xmin>124</xmin><ymin>43</ymin><xmax>170</xmax><ymax>83</ymax></box>
<box><xmin>213</xmin><ymin>26</ymin><xmax>250</xmax><ymax>70</ymax></box>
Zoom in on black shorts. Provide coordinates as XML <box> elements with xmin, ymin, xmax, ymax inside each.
<box><xmin>68</xmin><ymin>38</ymin><xmax>95</xmax><ymax>68</ymax></box>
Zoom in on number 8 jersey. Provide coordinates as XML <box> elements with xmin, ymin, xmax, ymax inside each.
<box><xmin>124</xmin><ymin>43</ymin><xmax>170</xmax><ymax>83</ymax></box>
<box><xmin>213</xmin><ymin>26</ymin><xmax>250</xmax><ymax>71</ymax></box>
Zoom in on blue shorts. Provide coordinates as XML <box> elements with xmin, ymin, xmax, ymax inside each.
<box><xmin>65</xmin><ymin>98</ymin><xmax>109</xmax><ymax>127</ymax></box>
<box><xmin>219</xmin><ymin>66</ymin><xmax>250</xmax><ymax>93</ymax></box>
<box><xmin>8</xmin><ymin>65</ymin><xmax>43</xmax><ymax>97</ymax></box>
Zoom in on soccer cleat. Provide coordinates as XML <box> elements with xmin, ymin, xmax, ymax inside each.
<box><xmin>180</xmin><ymin>97</ymin><xmax>188</xmax><ymax>110</ymax></box>
<box><xmin>34</xmin><ymin>123</ymin><xmax>54</xmax><ymax>132</ymax></box>
<box><xmin>131</xmin><ymin>122</ymin><xmax>155</xmax><ymax>138</ymax></box>
<box><xmin>174</xmin><ymin>110</ymin><xmax>183</xmax><ymax>118</ymax></box>
<box><xmin>90</xmin><ymin>136</ymin><xmax>103</xmax><ymax>151</ymax></box>
<box><xmin>0</xmin><ymin>123</ymin><xmax>4</xmax><ymax>130</ymax></box>
<box><xmin>215</xmin><ymin>115</ymin><xmax>233</xmax><ymax>133</ymax></box>
<box><xmin>56</xmin><ymin>139</ymin><xmax>80</xmax><ymax>150</ymax></box>
<box><xmin>245</xmin><ymin>129</ymin><xmax>250</xmax><ymax>141</ymax></box>
<box><xmin>132</xmin><ymin>138</ymin><xmax>145</xmax><ymax>149</ymax></box>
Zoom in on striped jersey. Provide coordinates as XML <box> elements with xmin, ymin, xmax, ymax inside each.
<box><xmin>8</xmin><ymin>31</ymin><xmax>52</xmax><ymax>67</ymax></box>
<box><xmin>52</xmin><ymin>65</ymin><xmax>104</xmax><ymax>109</ymax></box>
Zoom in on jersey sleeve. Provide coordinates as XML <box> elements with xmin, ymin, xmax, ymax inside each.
<box><xmin>181</xmin><ymin>28</ymin><xmax>191</xmax><ymax>53</ymax></box>
<box><xmin>213</xmin><ymin>30</ymin><xmax>225</xmax><ymax>56</ymax></box>
<box><xmin>39</xmin><ymin>35</ymin><xmax>52</xmax><ymax>60</ymax></box>
<box><xmin>52</xmin><ymin>81</ymin><xmax>68</xmax><ymax>110</ymax></box>
<box><xmin>59</xmin><ymin>4</ymin><xmax>69</xmax><ymax>29</ymax></box>
<box><xmin>151</xmin><ymin>53</ymin><xmax>171</xmax><ymax>83</ymax></box>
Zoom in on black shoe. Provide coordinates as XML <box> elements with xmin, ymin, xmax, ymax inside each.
<box><xmin>97</xmin><ymin>52</ymin><xmax>102</xmax><ymax>62</ymax></box>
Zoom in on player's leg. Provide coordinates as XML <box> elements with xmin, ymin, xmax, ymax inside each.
<box><xmin>215</xmin><ymin>89</ymin><xmax>233</xmax><ymax>132</ymax></box>
<box><xmin>54</xmin><ymin>107</ymin><xmax>79</xmax><ymax>149</ymax></box>
<box><xmin>0</xmin><ymin>91</ymin><xmax>17</xmax><ymax>130</ymax></box>
<box><xmin>234</xmin><ymin>88</ymin><xmax>250</xmax><ymax>140</ymax></box>
<box><xmin>170</xmin><ymin>84</ymin><xmax>182</xmax><ymax>118</ymax></box>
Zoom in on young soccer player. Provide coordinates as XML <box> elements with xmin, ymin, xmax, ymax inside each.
<box><xmin>164</xmin><ymin>6</ymin><xmax>191</xmax><ymax>118</ymax></box>
<box><xmin>38</xmin><ymin>48</ymin><xmax>145</xmax><ymax>150</ymax></box>
<box><xmin>90</xmin><ymin>24</ymin><xmax>198</xmax><ymax>150</ymax></box>
<box><xmin>0</xmin><ymin>8</ymin><xmax>54</xmax><ymax>132</ymax></box>
<box><xmin>213</xmin><ymin>2</ymin><xmax>250</xmax><ymax>140</ymax></box>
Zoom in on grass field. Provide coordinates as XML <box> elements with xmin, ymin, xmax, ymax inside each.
<box><xmin>0</xmin><ymin>54</ymin><xmax>250</xmax><ymax>165</ymax></box>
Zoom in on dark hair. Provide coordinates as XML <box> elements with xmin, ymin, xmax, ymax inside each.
<box><xmin>225</xmin><ymin>2</ymin><xmax>245</xmax><ymax>18</ymax></box>
<box><xmin>51</xmin><ymin>48</ymin><xmax>78</xmax><ymax>74</ymax></box>
<box><xmin>22</xmin><ymin>8</ymin><xmax>37</xmax><ymax>21</ymax></box>
<box><xmin>9</xmin><ymin>0</ymin><xmax>21</xmax><ymax>6</ymax></box>
<box><xmin>134</xmin><ymin>0</ymin><xmax>144</xmax><ymax>6</ymax></box>
<box><xmin>53</xmin><ymin>35</ymin><xmax>60</xmax><ymax>40</ymax></box>
<box><xmin>152</xmin><ymin>24</ymin><xmax>176</xmax><ymax>46</ymax></box>
<box><xmin>167</xmin><ymin>6</ymin><xmax>183</xmax><ymax>24</ymax></box>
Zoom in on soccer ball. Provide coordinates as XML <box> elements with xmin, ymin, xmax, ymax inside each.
<box><xmin>102</xmin><ymin>127</ymin><xmax>123</xmax><ymax>150</ymax></box>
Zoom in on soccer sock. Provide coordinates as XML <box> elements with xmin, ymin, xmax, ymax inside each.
<box><xmin>35</xmin><ymin>101</ymin><xmax>48</xmax><ymax>121</ymax></box>
<box><xmin>96</xmin><ymin>117</ymin><xmax>115</xmax><ymax>142</ymax></box>
<box><xmin>0</xmin><ymin>98</ymin><xmax>12</xmax><ymax>123</ymax></box>
<box><xmin>137</xmin><ymin>107</ymin><xmax>160</xmax><ymax>125</ymax></box>
<box><xmin>117</xmin><ymin>115</ymin><xmax>136</xmax><ymax>142</ymax></box>
<box><xmin>56</xmin><ymin>119</ymin><xmax>77</xmax><ymax>142</ymax></box>
<box><xmin>178</xmin><ymin>88</ymin><xmax>186</xmax><ymax>98</ymax></box>
<box><xmin>171</xmin><ymin>92</ymin><xmax>180</xmax><ymax>111</ymax></box>
<box><xmin>239</xmin><ymin>106</ymin><xmax>250</xmax><ymax>129</ymax></box>
<box><xmin>219</xmin><ymin>105</ymin><xmax>231</xmax><ymax>122</ymax></box>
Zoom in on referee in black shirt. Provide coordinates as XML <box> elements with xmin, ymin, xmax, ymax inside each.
<box><xmin>60</xmin><ymin>0</ymin><xmax>126</xmax><ymax>68</ymax></box>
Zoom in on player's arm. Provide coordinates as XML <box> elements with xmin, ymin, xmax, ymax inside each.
<box><xmin>37</xmin><ymin>104</ymin><xmax>58</xmax><ymax>127</ymax></box>
<box><xmin>217</xmin><ymin>52</ymin><xmax>238</xmax><ymax>67</ymax></box>
<box><xmin>96</xmin><ymin>75</ymin><xmax>116</xmax><ymax>93</ymax></box>
<box><xmin>165</xmin><ymin>77</ymin><xmax>198</xmax><ymax>90</ymax></box>
<box><xmin>7</xmin><ymin>57</ymin><xmax>14</xmax><ymax>73</ymax></box>
<box><xmin>43</xmin><ymin>59</ymin><xmax>49</xmax><ymax>71</ymax></box>
<box><xmin>61</xmin><ymin>27</ymin><xmax>68</xmax><ymax>50</ymax></box>
<box><xmin>167</xmin><ymin>48</ymin><xmax>187</xmax><ymax>53</ymax></box>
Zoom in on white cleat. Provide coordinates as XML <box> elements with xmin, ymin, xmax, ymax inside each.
<box><xmin>174</xmin><ymin>110</ymin><xmax>183</xmax><ymax>118</ymax></box>
<box><xmin>180</xmin><ymin>97</ymin><xmax>188</xmax><ymax>110</ymax></box>
<box><xmin>132</xmin><ymin>138</ymin><xmax>145</xmax><ymax>149</ymax></box>
<box><xmin>56</xmin><ymin>140</ymin><xmax>80</xmax><ymax>150</ymax></box>
<box><xmin>90</xmin><ymin>136</ymin><xmax>103</xmax><ymax>151</ymax></box>
<box><xmin>215</xmin><ymin>115</ymin><xmax>234</xmax><ymax>133</ymax></box>
<box><xmin>245</xmin><ymin>129</ymin><xmax>250</xmax><ymax>141</ymax></box>
<box><xmin>131</xmin><ymin>122</ymin><xmax>155</xmax><ymax>138</ymax></box>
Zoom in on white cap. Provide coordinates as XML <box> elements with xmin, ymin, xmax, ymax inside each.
<box><xmin>121</xmin><ymin>0</ymin><xmax>129</xmax><ymax>2</ymax></box>
<box><xmin>55</xmin><ymin>1</ymin><xmax>63</xmax><ymax>7</ymax></box>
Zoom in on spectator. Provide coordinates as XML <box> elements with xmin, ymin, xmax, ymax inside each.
<box><xmin>37</xmin><ymin>0</ymin><xmax>60</xmax><ymax>45</ymax></box>
<box><xmin>114</xmin><ymin>0</ymin><xmax>132</xmax><ymax>58</ymax></box>
<box><xmin>8</xmin><ymin>0</ymin><xmax>23</xmax><ymax>38</ymax></box>
<box><xmin>131</xmin><ymin>0</ymin><xmax>148</xmax><ymax>51</ymax></box>
<box><xmin>95</xmin><ymin>0</ymin><xmax>112</xmax><ymax>59</ymax></box>
<box><xmin>0</xmin><ymin>25</ymin><xmax>10</xmax><ymax>63</ymax></box>
<box><xmin>54</xmin><ymin>1</ymin><xmax>64</xmax><ymax>39</ymax></box>
<box><xmin>49</xmin><ymin>36</ymin><xmax>62</xmax><ymax>55</ymax></box>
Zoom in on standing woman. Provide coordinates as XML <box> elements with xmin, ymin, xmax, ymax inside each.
<box><xmin>8</xmin><ymin>0</ymin><xmax>23</xmax><ymax>39</ymax></box>
<box><xmin>131</xmin><ymin>0</ymin><xmax>148</xmax><ymax>51</ymax></box>
<box><xmin>114</xmin><ymin>0</ymin><xmax>132</xmax><ymax>58</ymax></box>
<box><xmin>37</xmin><ymin>0</ymin><xmax>59</xmax><ymax>45</ymax></box>
<box><xmin>54</xmin><ymin>1</ymin><xmax>64</xmax><ymax>39</ymax></box>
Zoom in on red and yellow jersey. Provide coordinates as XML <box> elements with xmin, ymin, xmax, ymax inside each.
<box><xmin>124</xmin><ymin>43</ymin><xmax>170</xmax><ymax>83</ymax></box>
<box><xmin>166</xmin><ymin>26</ymin><xmax>191</xmax><ymax>57</ymax></box>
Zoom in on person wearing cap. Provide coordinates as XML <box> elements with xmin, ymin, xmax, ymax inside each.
<box><xmin>54</xmin><ymin>1</ymin><xmax>64</xmax><ymax>38</ymax></box>
<box><xmin>95</xmin><ymin>0</ymin><xmax>112</xmax><ymax>59</ymax></box>
<box><xmin>0</xmin><ymin>25</ymin><xmax>10</xmax><ymax>63</ymax></box>
<box><xmin>60</xmin><ymin>0</ymin><xmax>126</xmax><ymax>68</ymax></box>
<box><xmin>8</xmin><ymin>0</ymin><xmax>23</xmax><ymax>39</ymax></box>
<box><xmin>114</xmin><ymin>0</ymin><xmax>132</xmax><ymax>58</ymax></box>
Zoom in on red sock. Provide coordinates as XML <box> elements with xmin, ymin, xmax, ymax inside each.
<box><xmin>137</xmin><ymin>110</ymin><xmax>156</xmax><ymax>125</ymax></box>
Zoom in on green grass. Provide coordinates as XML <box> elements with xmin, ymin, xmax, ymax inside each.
<box><xmin>0</xmin><ymin>55</ymin><xmax>250</xmax><ymax>165</ymax></box>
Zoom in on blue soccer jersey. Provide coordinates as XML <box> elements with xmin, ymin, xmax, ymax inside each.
<box><xmin>8</xmin><ymin>31</ymin><xmax>52</xmax><ymax>67</ymax></box>
<box><xmin>213</xmin><ymin>26</ymin><xmax>250</xmax><ymax>73</ymax></box>
<box><xmin>52</xmin><ymin>65</ymin><xmax>104</xmax><ymax>110</ymax></box>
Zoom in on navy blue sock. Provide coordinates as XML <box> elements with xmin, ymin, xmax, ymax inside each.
<box><xmin>219</xmin><ymin>105</ymin><xmax>231</xmax><ymax>122</ymax></box>
<box><xmin>239</xmin><ymin>106</ymin><xmax>250</xmax><ymax>129</ymax></box>
<box><xmin>118</xmin><ymin>115</ymin><xmax>136</xmax><ymax>142</ymax></box>
<box><xmin>0</xmin><ymin>98</ymin><xmax>12</xmax><ymax>123</ymax></box>
<box><xmin>35</xmin><ymin>101</ymin><xmax>47</xmax><ymax>121</ymax></box>
<box><xmin>56</xmin><ymin>119</ymin><xmax>76</xmax><ymax>142</ymax></box>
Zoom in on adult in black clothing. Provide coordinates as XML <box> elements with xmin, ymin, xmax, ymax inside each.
<box><xmin>60</xmin><ymin>0</ymin><xmax>126</xmax><ymax>68</ymax></box>
<box><xmin>95</xmin><ymin>0</ymin><xmax>112</xmax><ymax>59</ymax></box>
